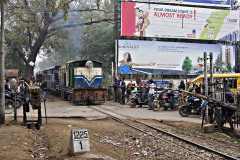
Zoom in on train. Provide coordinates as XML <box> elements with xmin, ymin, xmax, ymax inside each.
<box><xmin>36</xmin><ymin>60</ymin><xmax>105</xmax><ymax>104</ymax></box>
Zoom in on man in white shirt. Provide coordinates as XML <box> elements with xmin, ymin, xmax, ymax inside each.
<box><xmin>148</xmin><ymin>79</ymin><xmax>155</xmax><ymax>110</ymax></box>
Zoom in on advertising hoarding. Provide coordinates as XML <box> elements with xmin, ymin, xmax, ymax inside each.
<box><xmin>122</xmin><ymin>0</ymin><xmax>232</xmax><ymax>7</ymax></box>
<box><xmin>118</xmin><ymin>40</ymin><xmax>235</xmax><ymax>74</ymax></box>
<box><xmin>121</xmin><ymin>2</ymin><xmax>239</xmax><ymax>41</ymax></box>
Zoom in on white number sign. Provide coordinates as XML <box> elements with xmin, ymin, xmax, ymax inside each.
<box><xmin>70</xmin><ymin>129</ymin><xmax>90</xmax><ymax>154</ymax></box>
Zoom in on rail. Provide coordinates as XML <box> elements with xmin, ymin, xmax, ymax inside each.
<box><xmin>91</xmin><ymin>106</ymin><xmax>240</xmax><ymax>160</ymax></box>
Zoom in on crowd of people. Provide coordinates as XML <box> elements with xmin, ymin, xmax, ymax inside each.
<box><xmin>110</xmin><ymin>77</ymin><xmax>236</xmax><ymax>114</ymax></box>
<box><xmin>111</xmin><ymin>77</ymin><xmax>180</xmax><ymax>110</ymax></box>
<box><xmin>4</xmin><ymin>75</ymin><xmax>235</xmax><ymax>114</ymax></box>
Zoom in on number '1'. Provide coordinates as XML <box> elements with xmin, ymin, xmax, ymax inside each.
<box><xmin>79</xmin><ymin>141</ymin><xmax>83</xmax><ymax>150</ymax></box>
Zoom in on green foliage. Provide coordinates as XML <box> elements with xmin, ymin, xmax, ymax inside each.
<box><xmin>38</xmin><ymin>27</ymin><xmax>83</xmax><ymax>69</ymax></box>
<box><xmin>50</xmin><ymin>0</ymin><xmax>70</xmax><ymax>20</ymax></box>
<box><xmin>182</xmin><ymin>56</ymin><xmax>193</xmax><ymax>73</ymax></box>
<box><xmin>5</xmin><ymin>48</ymin><xmax>25</xmax><ymax>74</ymax></box>
<box><xmin>38</xmin><ymin>0</ymin><xmax>114</xmax><ymax>79</ymax></box>
<box><xmin>81</xmin><ymin>24</ymin><xmax>114</xmax><ymax>77</ymax></box>
<box><xmin>227</xmin><ymin>63</ymin><xmax>232</xmax><ymax>72</ymax></box>
<box><xmin>5</xmin><ymin>0</ymin><xmax>114</xmax><ymax>77</ymax></box>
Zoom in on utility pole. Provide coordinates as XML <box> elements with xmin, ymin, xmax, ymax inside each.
<box><xmin>209</xmin><ymin>52</ymin><xmax>214</xmax><ymax>93</ymax></box>
<box><xmin>203</xmin><ymin>52</ymin><xmax>208</xmax><ymax>123</ymax></box>
<box><xmin>0</xmin><ymin>0</ymin><xmax>5</xmax><ymax>124</ymax></box>
<box><xmin>114</xmin><ymin>0</ymin><xmax>119</xmax><ymax>77</ymax></box>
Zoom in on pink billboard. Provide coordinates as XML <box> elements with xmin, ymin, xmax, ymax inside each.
<box><xmin>121</xmin><ymin>2</ymin><xmax>239</xmax><ymax>41</ymax></box>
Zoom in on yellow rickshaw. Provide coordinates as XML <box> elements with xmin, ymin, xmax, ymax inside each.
<box><xmin>179</xmin><ymin>73</ymin><xmax>240</xmax><ymax>105</ymax></box>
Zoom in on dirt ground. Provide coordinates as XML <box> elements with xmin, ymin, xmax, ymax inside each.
<box><xmin>0</xmin><ymin>117</ymin><xmax>240</xmax><ymax>160</ymax></box>
<box><xmin>41</xmin><ymin>118</ymin><xmax>134</xmax><ymax>160</ymax></box>
<box><xmin>0</xmin><ymin>117</ymin><xmax>152</xmax><ymax>160</ymax></box>
<box><xmin>0</xmin><ymin>120</ymin><xmax>35</xmax><ymax>160</ymax></box>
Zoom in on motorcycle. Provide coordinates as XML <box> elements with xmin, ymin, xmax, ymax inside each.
<box><xmin>179</xmin><ymin>95</ymin><xmax>202</xmax><ymax>117</ymax></box>
<box><xmin>129</xmin><ymin>90</ymin><xmax>149</xmax><ymax>108</ymax></box>
<box><xmin>5</xmin><ymin>91</ymin><xmax>23</xmax><ymax>114</ymax></box>
<box><xmin>153</xmin><ymin>89</ymin><xmax>179</xmax><ymax>111</ymax></box>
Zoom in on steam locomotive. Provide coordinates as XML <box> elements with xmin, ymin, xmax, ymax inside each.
<box><xmin>36</xmin><ymin>60</ymin><xmax>105</xmax><ymax>104</ymax></box>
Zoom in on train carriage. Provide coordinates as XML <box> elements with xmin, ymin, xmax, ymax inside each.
<box><xmin>36</xmin><ymin>66</ymin><xmax>61</xmax><ymax>92</ymax></box>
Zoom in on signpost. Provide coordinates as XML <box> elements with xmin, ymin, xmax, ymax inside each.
<box><xmin>70</xmin><ymin>129</ymin><xmax>90</xmax><ymax>155</ymax></box>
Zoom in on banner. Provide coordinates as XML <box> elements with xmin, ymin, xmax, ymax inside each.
<box><xmin>122</xmin><ymin>0</ymin><xmax>232</xmax><ymax>7</ymax></box>
<box><xmin>118</xmin><ymin>40</ymin><xmax>235</xmax><ymax>74</ymax></box>
<box><xmin>121</xmin><ymin>2</ymin><xmax>239</xmax><ymax>41</ymax></box>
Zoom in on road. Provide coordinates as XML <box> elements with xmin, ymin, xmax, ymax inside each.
<box><xmin>9</xmin><ymin>100</ymin><xmax>202</xmax><ymax>123</ymax></box>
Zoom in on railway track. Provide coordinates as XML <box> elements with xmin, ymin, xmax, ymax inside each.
<box><xmin>106</xmin><ymin>103</ymin><xmax>240</xmax><ymax>150</ymax></box>
<box><xmin>91</xmin><ymin>105</ymin><xmax>240</xmax><ymax>160</ymax></box>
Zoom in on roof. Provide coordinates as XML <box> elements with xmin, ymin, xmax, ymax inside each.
<box><xmin>43</xmin><ymin>65</ymin><xmax>61</xmax><ymax>71</ymax></box>
<box><xmin>5</xmin><ymin>69</ymin><xmax>19</xmax><ymax>77</ymax></box>
<box><xmin>191</xmin><ymin>73</ymin><xmax>240</xmax><ymax>83</ymax></box>
<box><xmin>123</xmin><ymin>68</ymin><xmax>187</xmax><ymax>76</ymax></box>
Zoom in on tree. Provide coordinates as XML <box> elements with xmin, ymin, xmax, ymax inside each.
<box><xmin>5</xmin><ymin>46</ymin><xmax>25</xmax><ymax>74</ymax></box>
<box><xmin>37</xmin><ymin>27</ymin><xmax>83</xmax><ymax>69</ymax></box>
<box><xmin>0</xmin><ymin>0</ymin><xmax>5</xmax><ymax>124</ymax></box>
<box><xmin>38</xmin><ymin>1</ymin><xmax>115</xmax><ymax>83</ymax></box>
<box><xmin>227</xmin><ymin>63</ymin><xmax>232</xmax><ymax>72</ymax></box>
<box><xmin>80</xmin><ymin>23</ymin><xmax>114</xmax><ymax>74</ymax></box>
<box><xmin>5</xmin><ymin>0</ymin><xmax>114</xmax><ymax>78</ymax></box>
<box><xmin>182</xmin><ymin>56</ymin><xmax>193</xmax><ymax>73</ymax></box>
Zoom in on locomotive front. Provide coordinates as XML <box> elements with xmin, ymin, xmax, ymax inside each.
<box><xmin>71</xmin><ymin>60</ymin><xmax>105</xmax><ymax>104</ymax></box>
<box><xmin>73</xmin><ymin>60</ymin><xmax>103</xmax><ymax>88</ymax></box>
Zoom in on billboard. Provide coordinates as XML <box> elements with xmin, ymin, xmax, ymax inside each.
<box><xmin>121</xmin><ymin>2</ymin><xmax>239</xmax><ymax>41</ymax></box>
<box><xmin>118</xmin><ymin>40</ymin><xmax>235</xmax><ymax>74</ymax></box>
<box><xmin>122</xmin><ymin>0</ymin><xmax>232</xmax><ymax>7</ymax></box>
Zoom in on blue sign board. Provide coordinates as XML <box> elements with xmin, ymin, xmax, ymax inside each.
<box><xmin>146</xmin><ymin>80</ymin><xmax>169</xmax><ymax>88</ymax></box>
<box><xmin>179</xmin><ymin>0</ymin><xmax>231</xmax><ymax>6</ymax></box>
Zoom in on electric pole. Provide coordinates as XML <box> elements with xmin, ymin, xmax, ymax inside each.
<box><xmin>0</xmin><ymin>0</ymin><xmax>5</xmax><ymax>124</ymax></box>
<box><xmin>203</xmin><ymin>52</ymin><xmax>208</xmax><ymax>123</ymax></box>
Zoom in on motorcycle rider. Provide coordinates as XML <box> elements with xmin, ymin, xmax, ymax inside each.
<box><xmin>5</xmin><ymin>79</ymin><xmax>11</xmax><ymax>92</ymax></box>
<box><xmin>148</xmin><ymin>79</ymin><xmax>155</xmax><ymax>110</ymax></box>
<box><xmin>168</xmin><ymin>80</ymin><xmax>175</xmax><ymax>110</ymax></box>
<box><xmin>178</xmin><ymin>80</ymin><xmax>185</xmax><ymax>91</ymax></box>
<box><xmin>225</xmin><ymin>81</ymin><xmax>233</xmax><ymax>103</ymax></box>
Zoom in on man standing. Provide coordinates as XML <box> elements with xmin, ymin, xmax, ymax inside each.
<box><xmin>113</xmin><ymin>78</ymin><xmax>119</xmax><ymax>102</ymax></box>
<box><xmin>18</xmin><ymin>79</ymin><xmax>30</xmax><ymax>112</ymax></box>
<box><xmin>120</xmin><ymin>78</ymin><xmax>126</xmax><ymax>104</ymax></box>
<box><xmin>18</xmin><ymin>79</ymin><xmax>29</xmax><ymax>97</ymax></box>
<box><xmin>148</xmin><ymin>79</ymin><xmax>155</xmax><ymax>110</ymax></box>
<box><xmin>127</xmin><ymin>80</ymin><xmax>133</xmax><ymax>103</ymax></box>
<box><xmin>41</xmin><ymin>80</ymin><xmax>48</xmax><ymax>102</ymax></box>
